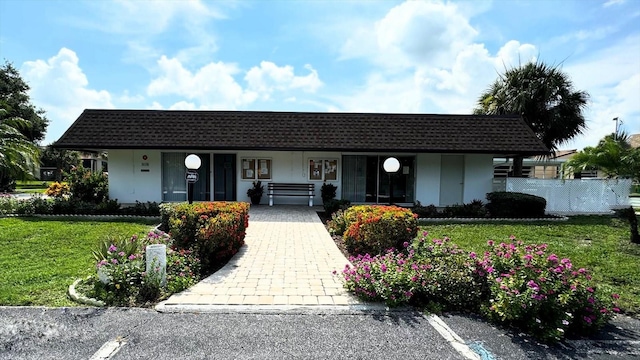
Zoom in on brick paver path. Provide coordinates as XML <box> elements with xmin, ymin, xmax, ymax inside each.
<box><xmin>160</xmin><ymin>206</ymin><xmax>359</xmax><ymax>308</ymax></box>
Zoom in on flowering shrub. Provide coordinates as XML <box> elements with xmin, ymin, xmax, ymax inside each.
<box><xmin>90</xmin><ymin>230</ymin><xmax>201</xmax><ymax>306</ymax></box>
<box><xmin>342</xmin><ymin>233</ymin><xmax>487</xmax><ymax>310</ymax></box>
<box><xmin>66</xmin><ymin>166</ymin><xmax>109</xmax><ymax>204</ymax></box>
<box><xmin>340</xmin><ymin>232</ymin><xmax>619</xmax><ymax>342</ymax></box>
<box><xmin>45</xmin><ymin>181</ymin><xmax>70</xmax><ymax>198</ymax></box>
<box><xmin>196</xmin><ymin>211</ymin><xmax>247</xmax><ymax>271</ymax></box>
<box><xmin>479</xmin><ymin>238</ymin><xmax>619</xmax><ymax>342</ymax></box>
<box><xmin>160</xmin><ymin>201</ymin><xmax>249</xmax><ymax>272</ymax></box>
<box><xmin>338</xmin><ymin>205</ymin><xmax>418</xmax><ymax>256</ymax></box>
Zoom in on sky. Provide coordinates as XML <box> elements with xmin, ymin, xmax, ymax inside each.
<box><xmin>0</xmin><ymin>0</ymin><xmax>638</xmax><ymax>150</ymax></box>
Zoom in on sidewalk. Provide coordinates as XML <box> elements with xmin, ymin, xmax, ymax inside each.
<box><xmin>157</xmin><ymin>205</ymin><xmax>363</xmax><ymax>311</ymax></box>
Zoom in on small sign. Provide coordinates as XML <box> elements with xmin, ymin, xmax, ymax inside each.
<box><xmin>186</xmin><ymin>171</ymin><xmax>199</xmax><ymax>183</ymax></box>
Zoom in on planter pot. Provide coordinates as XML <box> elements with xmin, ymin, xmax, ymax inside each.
<box><xmin>251</xmin><ymin>196</ymin><xmax>262</xmax><ymax>205</ymax></box>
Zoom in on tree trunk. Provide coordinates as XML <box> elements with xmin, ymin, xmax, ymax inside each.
<box><xmin>614</xmin><ymin>207</ymin><xmax>640</xmax><ymax>244</ymax></box>
<box><xmin>512</xmin><ymin>156</ymin><xmax>525</xmax><ymax>177</ymax></box>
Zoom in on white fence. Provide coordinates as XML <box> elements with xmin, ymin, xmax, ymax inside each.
<box><xmin>506</xmin><ymin>178</ymin><xmax>632</xmax><ymax>214</ymax></box>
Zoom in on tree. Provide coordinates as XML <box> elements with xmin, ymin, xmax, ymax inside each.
<box><xmin>0</xmin><ymin>107</ymin><xmax>40</xmax><ymax>191</ymax></box>
<box><xmin>565</xmin><ymin>132</ymin><xmax>640</xmax><ymax>182</ymax></box>
<box><xmin>0</xmin><ymin>62</ymin><xmax>49</xmax><ymax>142</ymax></box>
<box><xmin>474</xmin><ymin>61</ymin><xmax>589</xmax><ymax>176</ymax></box>
<box><xmin>40</xmin><ymin>145</ymin><xmax>81</xmax><ymax>182</ymax></box>
<box><xmin>0</xmin><ymin>61</ymin><xmax>49</xmax><ymax>190</ymax></box>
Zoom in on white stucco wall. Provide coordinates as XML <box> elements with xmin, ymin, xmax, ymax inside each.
<box><xmin>108</xmin><ymin>149</ymin><xmax>163</xmax><ymax>203</ymax></box>
<box><xmin>106</xmin><ymin>149</ymin><xmax>495</xmax><ymax>206</ymax></box>
<box><xmin>415</xmin><ymin>153</ymin><xmax>441</xmax><ymax>205</ymax></box>
<box><xmin>463</xmin><ymin>154</ymin><xmax>494</xmax><ymax>203</ymax></box>
<box><xmin>237</xmin><ymin>151</ymin><xmax>341</xmax><ymax>205</ymax></box>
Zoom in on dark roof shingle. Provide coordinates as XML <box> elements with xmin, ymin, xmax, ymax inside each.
<box><xmin>54</xmin><ymin>110</ymin><xmax>549</xmax><ymax>155</ymax></box>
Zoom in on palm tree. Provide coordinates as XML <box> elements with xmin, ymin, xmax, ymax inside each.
<box><xmin>566</xmin><ymin>131</ymin><xmax>640</xmax><ymax>182</ymax></box>
<box><xmin>474</xmin><ymin>61</ymin><xmax>589</xmax><ymax>176</ymax></box>
<box><xmin>0</xmin><ymin>107</ymin><xmax>40</xmax><ymax>190</ymax></box>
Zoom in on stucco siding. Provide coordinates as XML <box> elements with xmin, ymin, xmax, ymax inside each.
<box><xmin>463</xmin><ymin>154</ymin><xmax>493</xmax><ymax>203</ymax></box>
<box><xmin>415</xmin><ymin>154</ymin><xmax>441</xmax><ymax>206</ymax></box>
<box><xmin>108</xmin><ymin>149</ymin><xmax>163</xmax><ymax>204</ymax></box>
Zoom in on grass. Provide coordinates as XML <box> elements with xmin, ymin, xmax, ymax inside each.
<box><xmin>13</xmin><ymin>180</ymin><xmax>51</xmax><ymax>194</ymax></box>
<box><xmin>419</xmin><ymin>216</ymin><xmax>640</xmax><ymax>316</ymax></box>
<box><xmin>0</xmin><ymin>217</ymin><xmax>158</xmax><ymax>306</ymax></box>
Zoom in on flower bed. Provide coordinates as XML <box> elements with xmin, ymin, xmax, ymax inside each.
<box><xmin>340</xmin><ymin>232</ymin><xmax>620</xmax><ymax>342</ymax></box>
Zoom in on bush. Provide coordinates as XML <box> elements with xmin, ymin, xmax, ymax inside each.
<box><xmin>90</xmin><ymin>230</ymin><xmax>201</xmax><ymax>306</ymax></box>
<box><xmin>45</xmin><ymin>182</ymin><xmax>70</xmax><ymax>198</ymax></box>
<box><xmin>339</xmin><ymin>205</ymin><xmax>418</xmax><ymax>256</ymax></box>
<box><xmin>342</xmin><ymin>235</ymin><xmax>487</xmax><ymax>310</ymax></box>
<box><xmin>486</xmin><ymin>191</ymin><xmax>546</xmax><ymax>218</ymax></box>
<box><xmin>323</xmin><ymin>199</ymin><xmax>351</xmax><ymax>216</ymax></box>
<box><xmin>160</xmin><ymin>201</ymin><xmax>250</xmax><ymax>272</ymax></box>
<box><xmin>442</xmin><ymin>199</ymin><xmax>487</xmax><ymax>218</ymax></box>
<box><xmin>340</xmin><ymin>234</ymin><xmax>620</xmax><ymax>343</ymax></box>
<box><xmin>479</xmin><ymin>239</ymin><xmax>618</xmax><ymax>342</ymax></box>
<box><xmin>66</xmin><ymin>166</ymin><xmax>108</xmax><ymax>204</ymax></box>
<box><xmin>411</xmin><ymin>202</ymin><xmax>440</xmax><ymax>218</ymax></box>
<box><xmin>321</xmin><ymin>183</ymin><xmax>337</xmax><ymax>203</ymax></box>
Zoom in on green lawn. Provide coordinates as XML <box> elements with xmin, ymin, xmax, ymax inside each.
<box><xmin>13</xmin><ymin>180</ymin><xmax>51</xmax><ymax>194</ymax></box>
<box><xmin>0</xmin><ymin>217</ymin><xmax>158</xmax><ymax>306</ymax></box>
<box><xmin>419</xmin><ymin>216</ymin><xmax>640</xmax><ymax>316</ymax></box>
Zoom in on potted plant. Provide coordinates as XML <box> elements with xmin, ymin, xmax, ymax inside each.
<box><xmin>247</xmin><ymin>181</ymin><xmax>264</xmax><ymax>205</ymax></box>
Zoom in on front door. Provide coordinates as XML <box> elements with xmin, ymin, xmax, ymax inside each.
<box><xmin>439</xmin><ymin>155</ymin><xmax>464</xmax><ymax>206</ymax></box>
<box><xmin>214</xmin><ymin>154</ymin><xmax>236</xmax><ymax>201</ymax></box>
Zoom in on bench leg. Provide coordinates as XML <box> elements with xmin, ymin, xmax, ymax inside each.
<box><xmin>308</xmin><ymin>193</ymin><xmax>313</xmax><ymax>207</ymax></box>
<box><xmin>269</xmin><ymin>194</ymin><xmax>274</xmax><ymax>206</ymax></box>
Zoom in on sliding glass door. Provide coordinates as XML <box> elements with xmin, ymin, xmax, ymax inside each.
<box><xmin>162</xmin><ymin>152</ymin><xmax>211</xmax><ymax>202</ymax></box>
<box><xmin>342</xmin><ymin>155</ymin><xmax>415</xmax><ymax>204</ymax></box>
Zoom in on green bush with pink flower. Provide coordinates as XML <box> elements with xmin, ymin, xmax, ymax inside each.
<box><xmin>88</xmin><ymin>230</ymin><xmax>201</xmax><ymax>306</ymax></box>
<box><xmin>341</xmin><ymin>231</ymin><xmax>620</xmax><ymax>342</ymax></box>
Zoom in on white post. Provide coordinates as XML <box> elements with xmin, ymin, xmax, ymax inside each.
<box><xmin>146</xmin><ymin>244</ymin><xmax>167</xmax><ymax>286</ymax></box>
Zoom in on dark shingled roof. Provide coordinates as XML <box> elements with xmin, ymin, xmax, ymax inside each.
<box><xmin>54</xmin><ymin>109</ymin><xmax>549</xmax><ymax>155</ymax></box>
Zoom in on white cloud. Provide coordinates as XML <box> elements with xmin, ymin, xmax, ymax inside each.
<box><xmin>341</xmin><ymin>1</ymin><xmax>478</xmax><ymax>69</ymax></box>
<box><xmin>244</xmin><ymin>62</ymin><xmax>322</xmax><ymax>100</ymax></box>
<box><xmin>20</xmin><ymin>48</ymin><xmax>114</xmax><ymax>144</ymax></box>
<box><xmin>147</xmin><ymin>55</ymin><xmax>254</xmax><ymax>109</ymax></box>
<box><xmin>563</xmin><ymin>34</ymin><xmax>640</xmax><ymax>148</ymax></box>
<box><xmin>147</xmin><ymin>56</ymin><xmax>323</xmax><ymax>108</ymax></box>
<box><xmin>603</xmin><ymin>0</ymin><xmax>626</xmax><ymax>7</ymax></box>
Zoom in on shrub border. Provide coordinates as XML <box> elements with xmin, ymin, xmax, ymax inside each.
<box><xmin>418</xmin><ymin>216</ymin><xmax>569</xmax><ymax>223</ymax></box>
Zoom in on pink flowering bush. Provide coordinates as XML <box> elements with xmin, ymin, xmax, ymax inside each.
<box><xmin>340</xmin><ymin>232</ymin><xmax>620</xmax><ymax>342</ymax></box>
<box><xmin>480</xmin><ymin>238</ymin><xmax>619</xmax><ymax>342</ymax></box>
<box><xmin>90</xmin><ymin>230</ymin><xmax>201</xmax><ymax>306</ymax></box>
<box><xmin>342</xmin><ymin>232</ymin><xmax>487</xmax><ymax>310</ymax></box>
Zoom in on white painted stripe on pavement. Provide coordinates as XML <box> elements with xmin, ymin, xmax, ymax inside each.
<box><xmin>89</xmin><ymin>337</ymin><xmax>127</xmax><ymax>360</ymax></box>
<box><xmin>425</xmin><ymin>314</ymin><xmax>481</xmax><ymax>360</ymax></box>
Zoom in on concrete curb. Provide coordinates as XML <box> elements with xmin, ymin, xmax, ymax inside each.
<box><xmin>155</xmin><ymin>301</ymin><xmax>400</xmax><ymax>314</ymax></box>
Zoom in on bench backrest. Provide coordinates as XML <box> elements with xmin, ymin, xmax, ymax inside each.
<box><xmin>268</xmin><ymin>183</ymin><xmax>314</xmax><ymax>191</ymax></box>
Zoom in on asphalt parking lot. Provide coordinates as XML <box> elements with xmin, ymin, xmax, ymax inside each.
<box><xmin>1</xmin><ymin>307</ymin><xmax>638</xmax><ymax>360</ymax></box>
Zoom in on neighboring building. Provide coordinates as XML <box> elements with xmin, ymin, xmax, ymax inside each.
<box><xmin>630</xmin><ymin>134</ymin><xmax>640</xmax><ymax>149</ymax></box>
<box><xmin>54</xmin><ymin>110</ymin><xmax>548</xmax><ymax>206</ymax></box>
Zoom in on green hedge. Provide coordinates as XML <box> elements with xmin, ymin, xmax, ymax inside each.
<box><xmin>160</xmin><ymin>202</ymin><xmax>250</xmax><ymax>272</ymax></box>
<box><xmin>485</xmin><ymin>191</ymin><xmax>546</xmax><ymax>218</ymax></box>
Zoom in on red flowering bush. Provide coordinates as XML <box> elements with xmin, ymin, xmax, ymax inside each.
<box><xmin>160</xmin><ymin>202</ymin><xmax>249</xmax><ymax>272</ymax></box>
<box><xmin>339</xmin><ymin>205</ymin><xmax>417</xmax><ymax>256</ymax></box>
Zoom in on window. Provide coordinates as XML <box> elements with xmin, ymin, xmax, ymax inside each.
<box><xmin>308</xmin><ymin>158</ymin><xmax>338</xmax><ymax>181</ymax></box>
<box><xmin>241</xmin><ymin>158</ymin><xmax>272</xmax><ymax>180</ymax></box>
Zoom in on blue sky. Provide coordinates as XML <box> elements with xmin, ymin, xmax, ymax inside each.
<box><xmin>1</xmin><ymin>0</ymin><xmax>638</xmax><ymax>149</ymax></box>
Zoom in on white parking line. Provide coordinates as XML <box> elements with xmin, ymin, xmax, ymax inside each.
<box><xmin>425</xmin><ymin>314</ymin><xmax>481</xmax><ymax>360</ymax></box>
<box><xmin>89</xmin><ymin>337</ymin><xmax>127</xmax><ymax>360</ymax></box>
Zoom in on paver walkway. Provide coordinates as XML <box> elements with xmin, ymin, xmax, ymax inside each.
<box><xmin>158</xmin><ymin>205</ymin><xmax>361</xmax><ymax>310</ymax></box>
